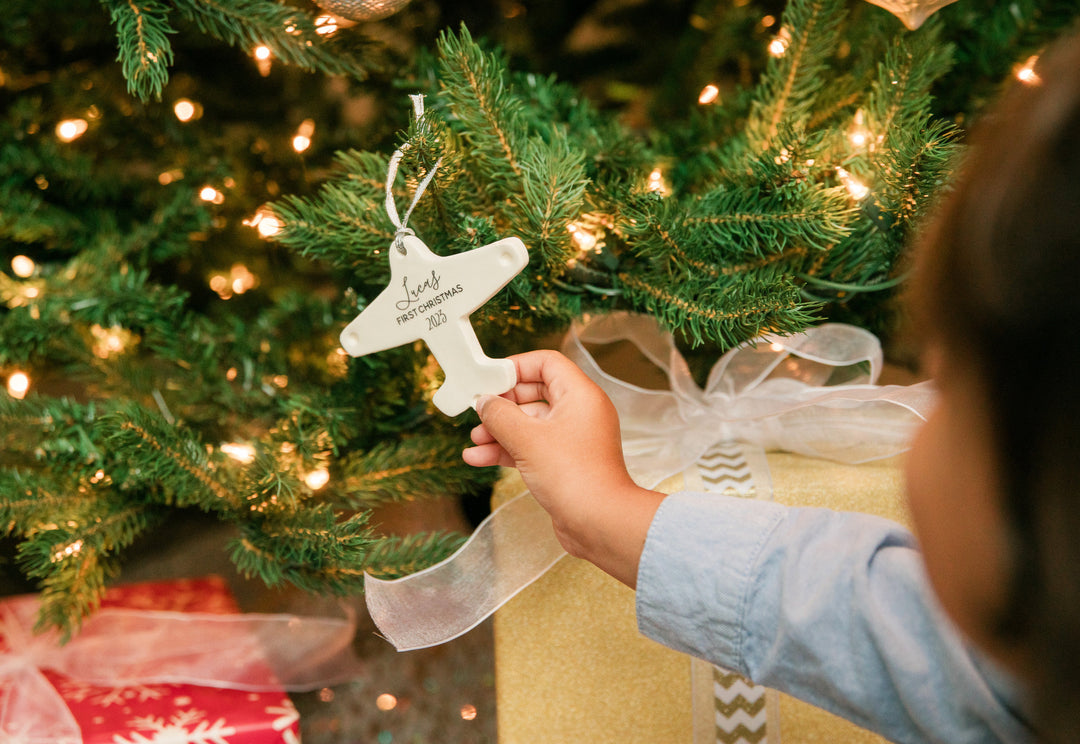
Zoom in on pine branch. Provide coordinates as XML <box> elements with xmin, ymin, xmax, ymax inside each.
<box><xmin>359</xmin><ymin>531</ymin><xmax>467</xmax><ymax>580</ymax></box>
<box><xmin>513</xmin><ymin>130</ymin><xmax>591</xmax><ymax>273</ymax></box>
<box><xmin>745</xmin><ymin>0</ymin><xmax>848</xmax><ymax>150</ymax></box>
<box><xmin>14</xmin><ymin>488</ymin><xmax>164</xmax><ymax>639</ymax></box>
<box><xmin>0</xmin><ymin>186</ymin><xmax>83</xmax><ymax>245</ymax></box>
<box><xmin>229</xmin><ymin>507</ymin><xmax>375</xmax><ymax>594</ymax></box>
<box><xmin>0</xmin><ymin>471</ymin><xmax>75</xmax><ymax>534</ymax></box>
<box><xmin>436</xmin><ymin>26</ymin><xmax>527</xmax><ymax>198</ymax></box>
<box><xmin>271</xmin><ymin>150</ymin><xmax>397</xmax><ymax>278</ymax></box>
<box><xmin>0</xmin><ymin>397</ymin><xmax>100</xmax><ymax>468</ymax></box>
<box><xmin>876</xmin><ymin>118</ymin><xmax>960</xmax><ymax>228</ymax></box>
<box><xmin>618</xmin><ymin>270</ymin><xmax>819</xmax><ymax>349</ymax></box>
<box><xmin>863</xmin><ymin>22</ymin><xmax>954</xmax><ymax>149</ymax></box>
<box><xmin>340</xmin><ymin>434</ymin><xmax>497</xmax><ymax>508</ymax></box>
<box><xmin>100</xmin><ymin>0</ymin><xmax>176</xmax><ymax>101</ymax></box>
<box><xmin>170</xmin><ymin>0</ymin><xmax>372</xmax><ymax>80</ymax></box>
<box><xmin>98</xmin><ymin>404</ymin><xmax>242</xmax><ymax>511</ymax></box>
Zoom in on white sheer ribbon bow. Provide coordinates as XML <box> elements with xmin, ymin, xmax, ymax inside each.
<box><xmin>365</xmin><ymin>313</ymin><xmax>936</xmax><ymax>651</ymax></box>
<box><xmin>0</xmin><ymin>594</ymin><xmax>361</xmax><ymax>743</ymax></box>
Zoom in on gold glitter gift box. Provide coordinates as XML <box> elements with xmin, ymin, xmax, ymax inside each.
<box><xmin>492</xmin><ymin>451</ymin><xmax>909</xmax><ymax>744</ymax></box>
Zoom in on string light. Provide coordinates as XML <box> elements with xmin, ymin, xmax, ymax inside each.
<box><xmin>11</xmin><ymin>255</ymin><xmax>35</xmax><ymax>278</ymax></box>
<box><xmin>51</xmin><ymin>539</ymin><xmax>83</xmax><ymax>563</ymax></box>
<box><xmin>304</xmin><ymin>469</ymin><xmax>330</xmax><ymax>490</ymax></box>
<box><xmin>221</xmin><ymin>442</ymin><xmax>256</xmax><ymax>464</ymax></box>
<box><xmin>6</xmin><ymin>371</ymin><xmax>29</xmax><ymax>399</ymax></box>
<box><xmin>460</xmin><ymin>704</ymin><xmax>478</xmax><ymax>721</ymax></box>
<box><xmin>199</xmin><ymin>185</ymin><xmax>225</xmax><ymax>205</ymax></box>
<box><xmin>836</xmin><ymin>167</ymin><xmax>870</xmax><ymax>200</ymax></box>
<box><xmin>314</xmin><ymin>15</ymin><xmax>338</xmax><ymax>35</ymax></box>
<box><xmin>173</xmin><ymin>98</ymin><xmax>203</xmax><ymax>122</ymax></box>
<box><xmin>848</xmin><ymin>108</ymin><xmax>872</xmax><ymax>149</ymax></box>
<box><xmin>376</xmin><ymin>694</ymin><xmax>398</xmax><ymax>711</ymax></box>
<box><xmin>244</xmin><ymin>207</ymin><xmax>283</xmax><ymax>238</ymax></box>
<box><xmin>56</xmin><ymin>118</ymin><xmax>88</xmax><ymax>142</ymax></box>
<box><xmin>1015</xmin><ymin>55</ymin><xmax>1041</xmax><ymax>85</ymax></box>
<box><xmin>646</xmin><ymin>166</ymin><xmax>671</xmax><ymax>196</ymax></box>
<box><xmin>90</xmin><ymin>324</ymin><xmax>134</xmax><ymax>359</ymax></box>
<box><xmin>292</xmin><ymin>118</ymin><xmax>315</xmax><ymax>153</ymax></box>
<box><xmin>254</xmin><ymin>45</ymin><xmax>272</xmax><ymax>77</ymax></box>
<box><xmin>567</xmin><ymin>221</ymin><xmax>599</xmax><ymax>253</ymax></box>
<box><xmin>698</xmin><ymin>83</ymin><xmax>720</xmax><ymax>105</ymax></box>
<box><xmin>158</xmin><ymin>168</ymin><xmax>184</xmax><ymax>185</ymax></box>
<box><xmin>768</xmin><ymin>28</ymin><xmax>791</xmax><ymax>57</ymax></box>
<box><xmin>209</xmin><ymin>263</ymin><xmax>258</xmax><ymax>299</ymax></box>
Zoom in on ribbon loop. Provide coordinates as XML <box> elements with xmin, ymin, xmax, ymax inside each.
<box><xmin>365</xmin><ymin>313</ymin><xmax>936</xmax><ymax>651</ymax></box>
<box><xmin>385</xmin><ymin>94</ymin><xmax>443</xmax><ymax>252</ymax></box>
<box><xmin>0</xmin><ymin>591</ymin><xmax>362</xmax><ymax>741</ymax></box>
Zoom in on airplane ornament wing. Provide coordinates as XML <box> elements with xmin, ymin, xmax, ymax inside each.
<box><xmin>339</xmin><ymin>233</ymin><xmax>530</xmax><ymax>415</ymax></box>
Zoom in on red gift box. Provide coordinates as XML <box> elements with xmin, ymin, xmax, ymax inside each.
<box><xmin>0</xmin><ymin>577</ymin><xmax>302</xmax><ymax>744</ymax></box>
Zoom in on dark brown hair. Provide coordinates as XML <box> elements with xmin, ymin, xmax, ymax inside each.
<box><xmin>908</xmin><ymin>30</ymin><xmax>1080</xmax><ymax>742</ymax></box>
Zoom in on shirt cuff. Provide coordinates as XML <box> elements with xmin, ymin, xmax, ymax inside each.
<box><xmin>635</xmin><ymin>490</ymin><xmax>785</xmax><ymax>672</ymax></box>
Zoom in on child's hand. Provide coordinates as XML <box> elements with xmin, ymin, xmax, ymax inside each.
<box><xmin>462</xmin><ymin>350</ymin><xmax>664</xmax><ymax>588</ymax></box>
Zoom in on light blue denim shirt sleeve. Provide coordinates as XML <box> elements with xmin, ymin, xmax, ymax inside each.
<box><xmin>635</xmin><ymin>491</ymin><xmax>1033</xmax><ymax>744</ymax></box>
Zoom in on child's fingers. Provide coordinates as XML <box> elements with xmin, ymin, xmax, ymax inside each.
<box><xmin>469</xmin><ymin>423</ymin><xmax>496</xmax><ymax>446</ymax></box>
<box><xmin>504</xmin><ymin>381</ymin><xmax>547</xmax><ymax>406</ymax></box>
<box><xmin>462</xmin><ymin>442</ymin><xmax>512</xmax><ymax>468</ymax></box>
<box><xmin>509</xmin><ymin>350</ymin><xmax>586</xmax><ymax>400</ymax></box>
<box><xmin>517</xmin><ymin>400</ymin><xmax>551</xmax><ymax>419</ymax></box>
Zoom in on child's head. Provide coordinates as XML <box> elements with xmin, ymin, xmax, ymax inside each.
<box><xmin>906</xmin><ymin>29</ymin><xmax>1080</xmax><ymax>740</ymax></box>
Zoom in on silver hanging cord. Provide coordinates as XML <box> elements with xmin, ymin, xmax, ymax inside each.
<box><xmin>385</xmin><ymin>94</ymin><xmax>444</xmax><ymax>254</ymax></box>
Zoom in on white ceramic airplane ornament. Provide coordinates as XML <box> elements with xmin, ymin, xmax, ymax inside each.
<box><xmin>340</xmin><ymin>234</ymin><xmax>529</xmax><ymax>416</ymax></box>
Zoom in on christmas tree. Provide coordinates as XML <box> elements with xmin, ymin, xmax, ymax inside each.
<box><xmin>1</xmin><ymin>0</ymin><xmax>1077</xmax><ymax>636</ymax></box>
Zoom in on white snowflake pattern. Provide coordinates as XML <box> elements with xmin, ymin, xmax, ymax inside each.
<box><xmin>59</xmin><ymin>679</ymin><xmax>168</xmax><ymax>707</ymax></box>
<box><xmin>112</xmin><ymin>709</ymin><xmax>237</xmax><ymax>744</ymax></box>
<box><xmin>266</xmin><ymin>699</ymin><xmax>299</xmax><ymax>732</ymax></box>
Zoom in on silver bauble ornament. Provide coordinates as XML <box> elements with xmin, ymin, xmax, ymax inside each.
<box><xmin>312</xmin><ymin>0</ymin><xmax>413</xmax><ymax>22</ymax></box>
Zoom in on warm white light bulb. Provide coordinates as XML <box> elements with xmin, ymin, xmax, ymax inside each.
<box><xmin>254</xmin><ymin>45</ymin><xmax>272</xmax><ymax>60</ymax></box>
<box><xmin>646</xmin><ymin>166</ymin><xmax>670</xmax><ymax>196</ymax></box>
<box><xmin>199</xmin><ymin>186</ymin><xmax>224</xmax><ymax>204</ymax></box>
<box><xmin>304</xmin><ymin>469</ymin><xmax>330</xmax><ymax>490</ymax></box>
<box><xmin>245</xmin><ymin>209</ymin><xmax>283</xmax><ymax>238</ymax></box>
<box><xmin>11</xmin><ymin>255</ymin><xmax>35</xmax><ymax>278</ymax></box>
<box><xmin>173</xmin><ymin>99</ymin><xmax>200</xmax><ymax>122</ymax></box>
<box><xmin>698</xmin><ymin>84</ymin><xmax>720</xmax><ymax>105</ymax></box>
<box><xmin>56</xmin><ymin>118</ymin><xmax>88</xmax><ymax>142</ymax></box>
<box><xmin>837</xmin><ymin>167</ymin><xmax>870</xmax><ymax>200</ymax></box>
<box><xmin>1015</xmin><ymin>55</ymin><xmax>1041</xmax><ymax>85</ymax></box>
<box><xmin>7</xmin><ymin>371</ymin><xmax>30</xmax><ymax>399</ymax></box>
<box><xmin>221</xmin><ymin>442</ymin><xmax>256</xmax><ymax>463</ymax></box>
<box><xmin>292</xmin><ymin>134</ymin><xmax>311</xmax><ymax>153</ymax></box>
<box><xmin>768</xmin><ymin>33</ymin><xmax>790</xmax><ymax>57</ymax></box>
<box><xmin>315</xmin><ymin>15</ymin><xmax>338</xmax><ymax>35</ymax></box>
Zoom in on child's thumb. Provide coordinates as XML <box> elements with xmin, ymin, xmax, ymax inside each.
<box><xmin>474</xmin><ymin>394</ymin><xmax>525</xmax><ymax>443</ymax></box>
